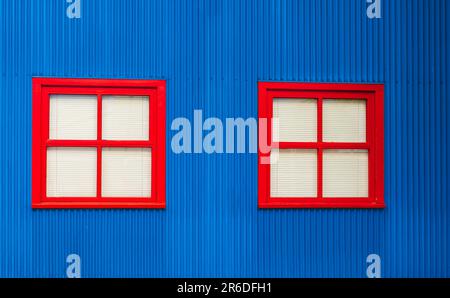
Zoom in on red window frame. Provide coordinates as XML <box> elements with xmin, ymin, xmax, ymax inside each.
<box><xmin>258</xmin><ymin>82</ymin><xmax>384</xmax><ymax>209</ymax></box>
<box><xmin>32</xmin><ymin>78</ymin><xmax>166</xmax><ymax>209</ymax></box>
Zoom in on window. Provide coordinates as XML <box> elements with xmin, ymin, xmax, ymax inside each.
<box><xmin>32</xmin><ymin>78</ymin><xmax>166</xmax><ymax>208</ymax></box>
<box><xmin>258</xmin><ymin>82</ymin><xmax>384</xmax><ymax>208</ymax></box>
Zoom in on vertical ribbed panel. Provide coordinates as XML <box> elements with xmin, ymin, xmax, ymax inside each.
<box><xmin>0</xmin><ymin>0</ymin><xmax>448</xmax><ymax>277</ymax></box>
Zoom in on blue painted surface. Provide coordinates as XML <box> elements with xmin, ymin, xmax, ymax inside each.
<box><xmin>0</xmin><ymin>0</ymin><xmax>449</xmax><ymax>277</ymax></box>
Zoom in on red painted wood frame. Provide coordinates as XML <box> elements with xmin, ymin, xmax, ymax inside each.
<box><xmin>32</xmin><ymin>78</ymin><xmax>166</xmax><ymax>209</ymax></box>
<box><xmin>258</xmin><ymin>82</ymin><xmax>384</xmax><ymax>209</ymax></box>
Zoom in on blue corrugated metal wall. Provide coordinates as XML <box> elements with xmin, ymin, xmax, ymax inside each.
<box><xmin>0</xmin><ymin>0</ymin><xmax>449</xmax><ymax>277</ymax></box>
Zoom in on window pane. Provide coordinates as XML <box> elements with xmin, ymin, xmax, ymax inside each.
<box><xmin>270</xmin><ymin>149</ymin><xmax>317</xmax><ymax>197</ymax></box>
<box><xmin>102</xmin><ymin>96</ymin><xmax>149</xmax><ymax>140</ymax></box>
<box><xmin>323</xmin><ymin>149</ymin><xmax>368</xmax><ymax>198</ymax></box>
<box><xmin>323</xmin><ymin>99</ymin><xmax>366</xmax><ymax>143</ymax></box>
<box><xmin>273</xmin><ymin>98</ymin><xmax>317</xmax><ymax>142</ymax></box>
<box><xmin>102</xmin><ymin>148</ymin><xmax>151</xmax><ymax>197</ymax></box>
<box><xmin>49</xmin><ymin>95</ymin><xmax>97</xmax><ymax>140</ymax></box>
<box><xmin>47</xmin><ymin>147</ymin><xmax>97</xmax><ymax>197</ymax></box>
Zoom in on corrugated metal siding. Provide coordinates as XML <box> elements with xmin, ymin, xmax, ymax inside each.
<box><xmin>0</xmin><ymin>0</ymin><xmax>449</xmax><ymax>277</ymax></box>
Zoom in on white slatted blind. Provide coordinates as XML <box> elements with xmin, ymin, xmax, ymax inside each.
<box><xmin>273</xmin><ymin>98</ymin><xmax>317</xmax><ymax>142</ymax></box>
<box><xmin>49</xmin><ymin>95</ymin><xmax>97</xmax><ymax>140</ymax></box>
<box><xmin>102</xmin><ymin>148</ymin><xmax>151</xmax><ymax>197</ymax></box>
<box><xmin>323</xmin><ymin>149</ymin><xmax>368</xmax><ymax>197</ymax></box>
<box><xmin>323</xmin><ymin>99</ymin><xmax>366</xmax><ymax>143</ymax></box>
<box><xmin>46</xmin><ymin>147</ymin><xmax>97</xmax><ymax>197</ymax></box>
<box><xmin>270</xmin><ymin>149</ymin><xmax>317</xmax><ymax>197</ymax></box>
<box><xmin>102</xmin><ymin>96</ymin><xmax>149</xmax><ymax>140</ymax></box>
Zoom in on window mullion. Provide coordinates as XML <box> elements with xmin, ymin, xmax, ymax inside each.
<box><xmin>317</xmin><ymin>96</ymin><xmax>323</xmax><ymax>199</ymax></box>
<box><xmin>97</xmin><ymin>94</ymin><xmax>102</xmax><ymax>199</ymax></box>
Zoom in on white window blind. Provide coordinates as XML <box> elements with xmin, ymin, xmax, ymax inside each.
<box><xmin>49</xmin><ymin>95</ymin><xmax>97</xmax><ymax>140</ymax></box>
<box><xmin>323</xmin><ymin>149</ymin><xmax>368</xmax><ymax>198</ymax></box>
<box><xmin>102</xmin><ymin>96</ymin><xmax>149</xmax><ymax>140</ymax></box>
<box><xmin>270</xmin><ymin>149</ymin><xmax>317</xmax><ymax>197</ymax></box>
<box><xmin>323</xmin><ymin>99</ymin><xmax>366</xmax><ymax>143</ymax></box>
<box><xmin>101</xmin><ymin>148</ymin><xmax>151</xmax><ymax>197</ymax></box>
<box><xmin>273</xmin><ymin>98</ymin><xmax>317</xmax><ymax>142</ymax></box>
<box><xmin>46</xmin><ymin>147</ymin><xmax>97</xmax><ymax>197</ymax></box>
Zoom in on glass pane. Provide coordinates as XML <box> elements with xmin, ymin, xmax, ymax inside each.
<box><xmin>102</xmin><ymin>96</ymin><xmax>149</xmax><ymax>140</ymax></box>
<box><xmin>46</xmin><ymin>147</ymin><xmax>97</xmax><ymax>197</ymax></box>
<box><xmin>270</xmin><ymin>149</ymin><xmax>317</xmax><ymax>197</ymax></box>
<box><xmin>49</xmin><ymin>95</ymin><xmax>97</xmax><ymax>140</ymax></box>
<box><xmin>273</xmin><ymin>98</ymin><xmax>317</xmax><ymax>142</ymax></box>
<box><xmin>102</xmin><ymin>148</ymin><xmax>151</xmax><ymax>197</ymax></box>
<box><xmin>323</xmin><ymin>149</ymin><xmax>368</xmax><ymax>198</ymax></box>
<box><xmin>323</xmin><ymin>99</ymin><xmax>366</xmax><ymax>143</ymax></box>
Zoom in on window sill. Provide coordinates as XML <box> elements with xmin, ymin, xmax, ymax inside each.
<box><xmin>259</xmin><ymin>199</ymin><xmax>385</xmax><ymax>209</ymax></box>
<box><xmin>32</xmin><ymin>201</ymin><xmax>166</xmax><ymax>209</ymax></box>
